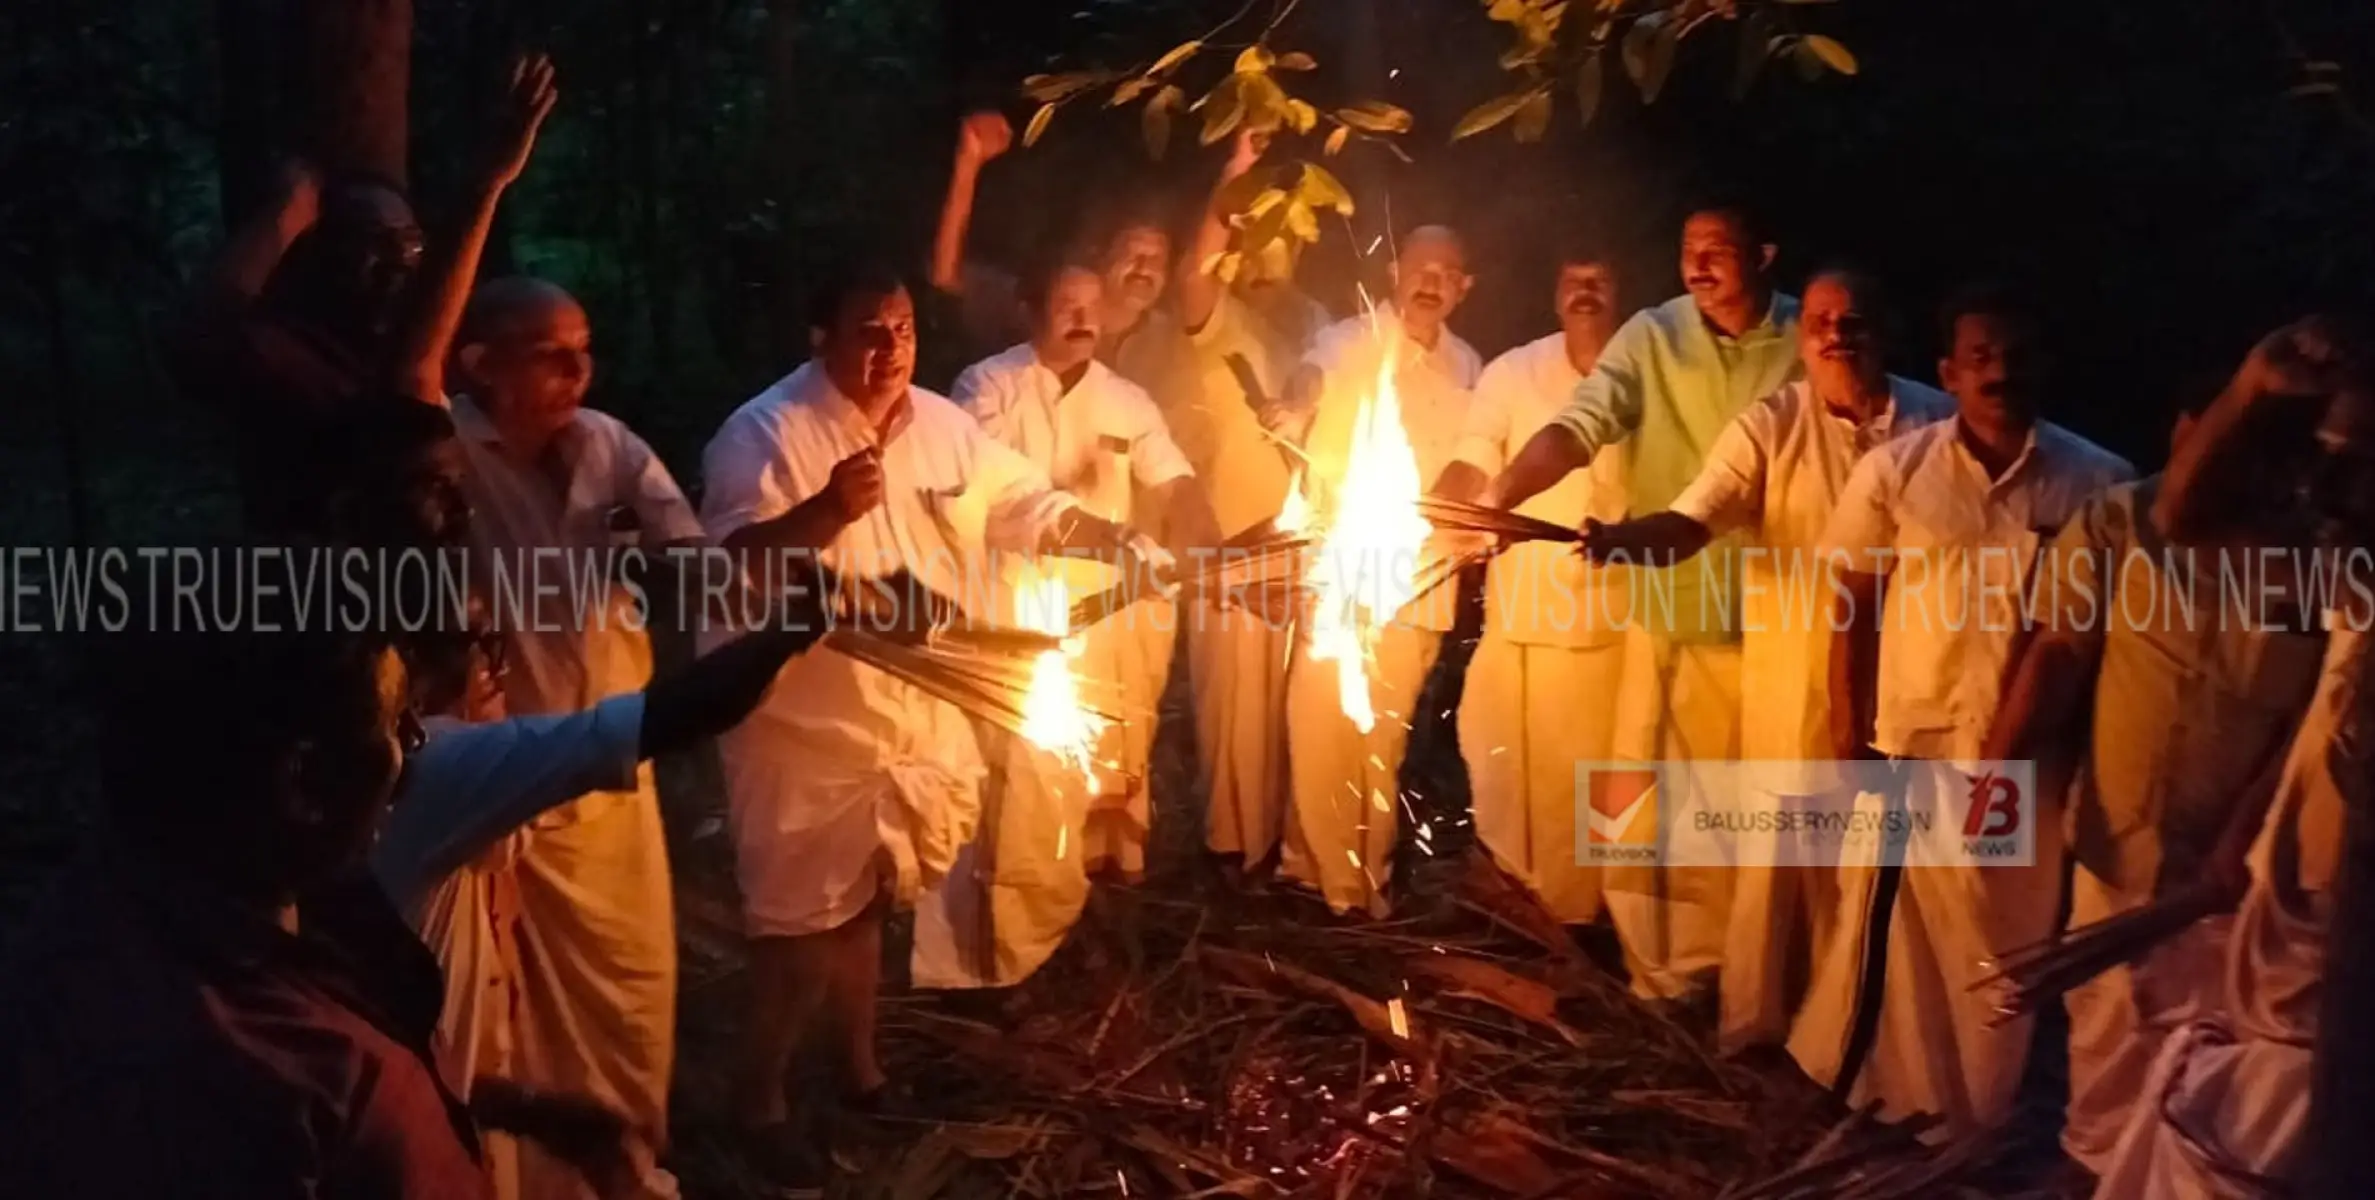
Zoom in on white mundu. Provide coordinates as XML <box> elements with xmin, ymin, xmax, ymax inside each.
<box><xmin>1453</xmin><ymin>333</ymin><xmax>1630</xmax><ymax>924</ymax></box>
<box><xmin>924</xmin><ymin>344</ymin><xmax>1194</xmax><ymax>987</ymax></box>
<box><xmin>1176</xmin><ymin>292</ymin><xmax>1316</xmax><ymax>867</ymax></box>
<box><xmin>2094</xmin><ymin>625</ymin><xmax>2364</xmax><ymax>1198</ymax></box>
<box><xmin>698</xmin><ymin>363</ymin><xmax>1077</xmax><ymax>982</ymax></box>
<box><xmin>1667</xmin><ymin>376</ymin><xmax>1952</xmax><ymax>1052</ymax></box>
<box><xmin>1282</xmin><ymin>307</ymin><xmax>1479</xmax><ymax>914</ymax></box>
<box><xmin>448</xmin><ymin>395</ymin><xmax>703</xmax><ymax>1200</ymax></box>
<box><xmin>1796</xmin><ymin>416</ymin><xmax>2133</xmax><ymax>1135</ymax></box>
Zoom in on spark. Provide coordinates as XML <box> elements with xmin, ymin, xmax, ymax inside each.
<box><xmin>1365</xmin><ymin>234</ymin><xmax>1384</xmax><ymax>256</ymax></box>
<box><xmin>1387</xmin><ymin>997</ymin><xmax>1409</xmax><ymax>1039</ymax></box>
<box><xmin>1370</xmin><ymin>787</ymin><xmax>1391</xmax><ymax>813</ymax></box>
<box><xmin>1056</xmin><ymin>823</ymin><xmax>1069</xmax><ymax>862</ymax></box>
<box><xmin>1388</xmin><ymin>68</ymin><xmax>1401</xmax><ymax>79</ymax></box>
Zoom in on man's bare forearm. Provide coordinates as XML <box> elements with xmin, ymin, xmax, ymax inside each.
<box><xmin>639</xmin><ymin>621</ymin><xmax>826</xmax><ymax>758</ymax></box>
<box><xmin>1431</xmin><ymin>461</ymin><xmax>1489</xmax><ymax>503</ymax></box>
<box><xmin>1829</xmin><ymin>572</ymin><xmax>1884</xmax><ymax>757</ymax></box>
<box><xmin>1489</xmin><ymin>424</ymin><xmax>1590</xmax><ymax>511</ymax></box>
<box><xmin>1156</xmin><ymin>477</ymin><xmax>1224</xmax><ymax>556</ymax></box>
<box><xmin>930</xmin><ymin>154</ymin><xmax>984</xmax><ymax>295</ymax></box>
<box><xmin>392</xmin><ymin>181</ymin><xmax>506</xmax><ymax>403</ymax></box>
<box><xmin>722</xmin><ymin>493</ymin><xmax>856</xmax><ymax>558</ymax></box>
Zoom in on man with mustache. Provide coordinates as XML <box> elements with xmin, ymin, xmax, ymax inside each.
<box><xmin>1811</xmin><ymin>284</ymin><xmax>2131</xmax><ymax>1134</ymax></box>
<box><xmin>699</xmin><ymin>263</ymin><xmax>1160</xmax><ymax>1189</ymax></box>
<box><xmin>1484</xmin><ymin>202</ymin><xmax>1801</xmax><ymax>1006</ymax></box>
<box><xmin>1433</xmin><ymin>243</ymin><xmax>1629</xmax><ymax>927</ymax></box>
<box><xmin>444</xmin><ymin>274</ymin><xmax>708</xmax><ymax>1200</ymax></box>
<box><xmin>932</xmin><ymin>260</ymin><xmax>1215</xmax><ymax>987</ymax></box>
<box><xmin>1268</xmin><ymin>224</ymin><xmax>1481</xmax><ymax>915</ymax></box>
<box><xmin>1578</xmin><ymin>268</ymin><xmax>1954</xmax><ymax>1053</ymax></box>
<box><xmin>1171</xmin><ymin>130</ymin><xmax>1333</xmax><ymax>881</ymax></box>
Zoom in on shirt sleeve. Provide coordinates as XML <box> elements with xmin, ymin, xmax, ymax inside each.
<box><xmin>1670</xmin><ymin>400</ymin><xmax>1775</xmax><ymax>535</ymax></box>
<box><xmin>371</xmin><ymin>694</ymin><xmax>646</xmax><ymax>912</ymax></box>
<box><xmin>962</xmin><ymin>413</ymin><xmax>1080</xmax><ymax>554</ymax></box>
<box><xmin>1548</xmin><ymin>313</ymin><xmax>1652</xmax><ymax>458</ymax></box>
<box><xmin>1116</xmin><ymin>383</ymin><xmax>1195</xmax><ymax>487</ymax></box>
<box><xmin>2042</xmin><ymin>492</ymin><xmax>2118</xmax><ymax>641</ymax></box>
<box><xmin>1817</xmin><ymin>450</ymin><xmax>1900</xmax><ymax>576</ymax></box>
<box><xmin>1452</xmin><ymin>356</ymin><xmax>1518</xmax><ymax>475</ymax></box>
<box><xmin>613</xmin><ymin>428</ymin><xmax>705</xmax><ymax>545</ymax></box>
<box><xmin>699</xmin><ymin>412</ymin><xmax>798</xmax><ymax>542</ymax></box>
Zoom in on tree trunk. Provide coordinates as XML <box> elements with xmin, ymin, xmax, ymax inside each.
<box><xmin>215</xmin><ymin>0</ymin><xmax>292</xmax><ymax>228</ymax></box>
<box><xmin>295</xmin><ymin>0</ymin><xmax>412</xmax><ymax>186</ymax></box>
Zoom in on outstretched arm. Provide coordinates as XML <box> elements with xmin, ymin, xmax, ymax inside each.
<box><xmin>392</xmin><ymin>53</ymin><xmax>558</xmax><ymax>405</ymax></box>
<box><xmin>930</xmin><ymin>111</ymin><xmax>1012</xmax><ymax>295</ymax></box>
<box><xmin>1179</xmin><ymin>130</ymin><xmax>1266</xmax><ymax>335</ymax></box>
<box><xmin>192</xmin><ymin>161</ymin><xmax>321</xmax><ymax>320</ymax></box>
<box><xmin>1489</xmin><ymin>424</ymin><xmax>1594</xmax><ymax>512</ymax></box>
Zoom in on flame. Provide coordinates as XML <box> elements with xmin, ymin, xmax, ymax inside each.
<box><xmin>1298</xmin><ymin>325</ymin><xmax>1429</xmax><ymax>733</ymax></box>
<box><xmin>1016</xmin><ymin>571</ymin><xmax>1105</xmax><ymax>788</ymax></box>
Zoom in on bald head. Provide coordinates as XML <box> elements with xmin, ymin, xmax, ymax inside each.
<box><xmin>1393</xmin><ymin>225</ymin><xmax>1472</xmax><ymax>342</ymax></box>
<box><xmin>457</xmin><ymin>276</ymin><xmax>593</xmax><ymax>449</ymax></box>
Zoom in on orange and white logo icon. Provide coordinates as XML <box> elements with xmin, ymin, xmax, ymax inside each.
<box><xmin>1586</xmin><ymin>768</ymin><xmax>1660</xmax><ymax>845</ymax></box>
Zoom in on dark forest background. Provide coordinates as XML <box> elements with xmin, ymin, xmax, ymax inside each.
<box><xmin>0</xmin><ymin>0</ymin><xmax>2371</xmax><ymax>905</ymax></box>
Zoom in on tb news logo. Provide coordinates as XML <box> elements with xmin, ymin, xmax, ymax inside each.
<box><xmin>1957</xmin><ymin>768</ymin><xmax>2030</xmax><ymax>863</ymax></box>
<box><xmin>1580</xmin><ymin>766</ymin><xmax>1662</xmax><ymax>865</ymax></box>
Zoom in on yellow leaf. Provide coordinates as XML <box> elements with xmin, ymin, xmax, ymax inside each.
<box><xmin>1196</xmin><ymin>76</ymin><xmax>1247</xmax><ymax>144</ymax></box>
<box><xmin>1486</xmin><ymin>0</ymin><xmax>1526</xmax><ymax>22</ymax></box>
<box><xmin>1334</xmin><ymin>101</ymin><xmax>1414</xmax><ymax>133</ymax></box>
<box><xmin>1149</xmin><ymin>39</ymin><xmax>1201</xmax><ymax>76</ymax></box>
<box><xmin>1324</xmin><ymin>124</ymin><xmax>1350</xmax><ymax>155</ymax></box>
<box><xmin>1285</xmin><ymin>199</ymin><xmax>1319</xmax><ymax>242</ymax></box>
<box><xmin>1236</xmin><ymin>45</ymin><xmax>1275</xmax><ymax>74</ymax></box>
<box><xmin>1110</xmin><ymin>77</ymin><xmax>1154</xmax><ymax>106</ymax></box>
<box><xmin>1801</xmin><ymin>34</ymin><xmax>1859</xmax><ymax>75</ymax></box>
<box><xmin>1245</xmin><ymin>187</ymin><xmax>1289</xmax><ymax>219</ymax></box>
<box><xmin>1512</xmin><ymin>88</ymin><xmax>1551</xmax><ymax>142</ymax></box>
<box><xmin>1023</xmin><ymin>103</ymin><xmax>1056</xmax><ymax>148</ymax></box>
<box><xmin>1255</xmin><ymin>238</ymin><xmax>1296</xmax><ymax>282</ymax></box>
<box><xmin>1021</xmin><ymin>71</ymin><xmax>1105</xmax><ymax>104</ymax></box>
<box><xmin>1216</xmin><ymin>252</ymin><xmax>1243</xmax><ymax>284</ymax></box>
<box><xmin>1213</xmin><ymin>166</ymin><xmax>1274</xmax><ymax>218</ymax></box>
<box><xmin>1199</xmin><ymin>251</ymin><xmax>1230</xmax><ymax>277</ymax></box>
<box><xmin>1298</xmin><ymin>163</ymin><xmax>1354</xmax><ymax>215</ymax></box>
<box><xmin>1286</xmin><ymin>99</ymin><xmax>1318</xmax><ymax>133</ymax></box>
<box><xmin>1574</xmin><ymin>50</ymin><xmax>1604</xmax><ymax>127</ymax></box>
<box><xmin>1237</xmin><ymin>72</ymin><xmax>1289</xmax><ymax>136</ymax></box>
<box><xmin>1143</xmin><ymin>98</ymin><xmax>1172</xmax><ymax>158</ymax></box>
<box><xmin>1451</xmin><ymin>89</ymin><xmax>1532</xmax><ymax>141</ymax></box>
<box><xmin>1275</xmin><ymin>51</ymin><xmax>1318</xmax><ymax>71</ymax></box>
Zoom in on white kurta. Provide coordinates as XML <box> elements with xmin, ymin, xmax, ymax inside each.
<box><xmin>1281</xmin><ymin>308</ymin><xmax>1478</xmax><ymax>914</ymax></box>
<box><xmin>450</xmin><ymin>396</ymin><xmax>704</xmax><ymax>1200</ymax></box>
<box><xmin>927</xmin><ymin>345</ymin><xmax>1194</xmax><ymax>986</ymax></box>
<box><xmin>1667</xmin><ymin>377</ymin><xmax>1953</xmax><ymax>1051</ymax></box>
<box><xmin>1452</xmin><ymin>333</ymin><xmax>1630</xmax><ymax>923</ymax></box>
<box><xmin>1177</xmin><ymin>293</ymin><xmax>1313</xmax><ymax>864</ymax></box>
<box><xmin>374</xmin><ymin>695</ymin><xmax>646</xmax><ymax>1200</ymax></box>
<box><xmin>2093</xmin><ymin>624</ymin><xmax>2362</xmax><ymax>1199</ymax></box>
<box><xmin>699</xmin><ymin>364</ymin><xmax>1075</xmax><ymax>963</ymax></box>
<box><xmin>1795</xmin><ymin>416</ymin><xmax>2134</xmax><ymax>1134</ymax></box>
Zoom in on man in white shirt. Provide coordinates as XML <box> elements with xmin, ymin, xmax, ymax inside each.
<box><xmin>1270</xmin><ymin>225</ymin><xmax>1480</xmax><ymax>915</ymax></box>
<box><xmin>1487</xmin><ymin>202</ymin><xmax>1803</xmax><ymax>1004</ymax></box>
<box><xmin>447</xmin><ymin>276</ymin><xmax>707</xmax><ymax>1200</ymax></box>
<box><xmin>1434</xmin><ymin>243</ymin><xmax>1628</xmax><ymax>925</ymax></box>
<box><xmin>1581</xmin><ymin>268</ymin><xmax>1954</xmax><ymax>1052</ymax></box>
<box><xmin>938</xmin><ymin>261</ymin><xmax>1210</xmax><ymax>985</ymax></box>
<box><xmin>1809</xmin><ymin>284</ymin><xmax>2134</xmax><ymax>1134</ymax></box>
<box><xmin>1172</xmin><ymin>131</ymin><xmax>1328</xmax><ymax>876</ymax></box>
<box><xmin>697</xmin><ymin>264</ymin><xmax>1156</xmax><ymax>1184</ymax></box>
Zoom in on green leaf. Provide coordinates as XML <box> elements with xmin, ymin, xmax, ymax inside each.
<box><xmin>1022</xmin><ymin>71</ymin><xmax>1105</xmax><ymax>104</ymax></box>
<box><xmin>1275</xmin><ymin>51</ymin><xmax>1318</xmax><ymax>71</ymax></box>
<box><xmin>1621</xmin><ymin>16</ymin><xmax>1660</xmax><ymax>89</ymax></box>
<box><xmin>1324</xmin><ymin>124</ymin><xmax>1351</xmax><ymax>155</ymax></box>
<box><xmin>1335</xmin><ymin>101</ymin><xmax>1415</xmax><ymax>133</ymax></box>
<box><xmin>1236</xmin><ymin>45</ymin><xmax>1276</xmax><ymax>74</ymax></box>
<box><xmin>1452</xmin><ymin>89</ymin><xmax>1533</xmax><ymax>141</ymax></box>
<box><xmin>1575</xmin><ymin>51</ymin><xmax>1604</xmax><ymax>127</ymax></box>
<box><xmin>1149</xmin><ymin>40</ymin><xmax>1202</xmax><ymax>76</ymax></box>
<box><xmin>1240</xmin><ymin>201</ymin><xmax>1294</xmax><ymax>259</ymax></box>
<box><xmin>1802</xmin><ymin>34</ymin><xmax>1859</xmax><ymax>75</ymax></box>
<box><xmin>1023</xmin><ymin>103</ymin><xmax>1057</xmax><ymax>148</ymax></box>
<box><xmin>1299</xmin><ymin>162</ymin><xmax>1355</xmax><ymax>215</ymax></box>
<box><xmin>1237</xmin><ymin>72</ymin><xmax>1290</xmax><ymax>135</ymax></box>
<box><xmin>1512</xmin><ymin>88</ymin><xmax>1552</xmax><ymax>142</ymax></box>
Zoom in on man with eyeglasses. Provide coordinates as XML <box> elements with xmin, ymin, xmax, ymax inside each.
<box><xmin>172</xmin><ymin>55</ymin><xmax>556</xmax><ymax>531</ymax></box>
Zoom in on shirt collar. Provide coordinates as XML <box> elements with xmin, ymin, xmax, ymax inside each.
<box><xmin>805</xmin><ymin>362</ymin><xmax>915</xmax><ymax>448</ymax></box>
<box><xmin>1947</xmin><ymin>414</ymin><xmax>2043</xmax><ymax>488</ymax></box>
<box><xmin>1027</xmin><ymin>346</ymin><xmax>1106</xmax><ymax>398</ymax></box>
<box><xmin>1694</xmin><ymin>291</ymin><xmax>1797</xmax><ymax>346</ymax></box>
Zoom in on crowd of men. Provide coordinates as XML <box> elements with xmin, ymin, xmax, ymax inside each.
<box><xmin>1</xmin><ymin>54</ymin><xmax>2370</xmax><ymax>1200</ymax></box>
